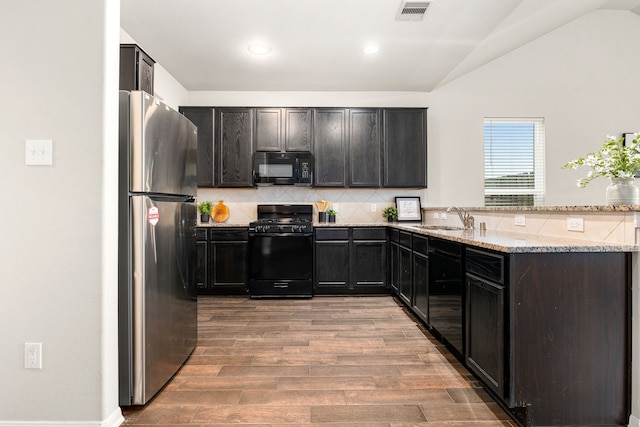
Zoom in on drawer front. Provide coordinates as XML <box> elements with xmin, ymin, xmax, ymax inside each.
<box><xmin>249</xmin><ymin>280</ymin><xmax>313</xmax><ymax>298</ymax></box>
<box><xmin>388</xmin><ymin>228</ymin><xmax>399</xmax><ymax>243</ymax></box>
<box><xmin>466</xmin><ymin>248</ymin><xmax>504</xmax><ymax>284</ymax></box>
<box><xmin>196</xmin><ymin>228</ymin><xmax>208</xmax><ymax>241</ymax></box>
<box><xmin>412</xmin><ymin>235</ymin><xmax>428</xmax><ymax>255</ymax></box>
<box><xmin>429</xmin><ymin>237</ymin><xmax>461</xmax><ymax>257</ymax></box>
<box><xmin>399</xmin><ymin>231</ymin><xmax>412</xmax><ymax>248</ymax></box>
<box><xmin>353</xmin><ymin>227</ymin><xmax>386</xmax><ymax>240</ymax></box>
<box><xmin>315</xmin><ymin>228</ymin><xmax>349</xmax><ymax>240</ymax></box>
<box><xmin>210</xmin><ymin>227</ymin><xmax>248</xmax><ymax>241</ymax></box>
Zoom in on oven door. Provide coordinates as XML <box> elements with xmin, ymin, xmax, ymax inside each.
<box><xmin>248</xmin><ymin>234</ymin><xmax>313</xmax><ymax>297</ymax></box>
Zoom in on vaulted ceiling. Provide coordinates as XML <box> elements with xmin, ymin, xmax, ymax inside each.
<box><xmin>120</xmin><ymin>0</ymin><xmax>640</xmax><ymax>92</ymax></box>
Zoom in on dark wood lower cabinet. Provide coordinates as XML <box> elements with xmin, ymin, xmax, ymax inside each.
<box><xmin>195</xmin><ymin>228</ymin><xmax>208</xmax><ymax>289</ymax></box>
<box><xmin>314</xmin><ymin>229</ymin><xmax>350</xmax><ymax>292</ymax></box>
<box><xmin>197</xmin><ymin>227</ymin><xmax>248</xmax><ymax>295</ymax></box>
<box><xmin>466</xmin><ymin>273</ymin><xmax>505</xmax><ymax>398</ymax></box>
<box><xmin>389</xmin><ymin>231</ymin><xmax>630</xmax><ymax>427</ymax></box>
<box><xmin>464</xmin><ymin>247</ymin><xmax>630</xmax><ymax>427</ymax></box>
<box><xmin>506</xmin><ymin>252</ymin><xmax>630</xmax><ymax>427</ymax></box>
<box><xmin>351</xmin><ymin>228</ymin><xmax>387</xmax><ymax>292</ymax></box>
<box><xmin>314</xmin><ymin>227</ymin><xmax>388</xmax><ymax>294</ymax></box>
<box><xmin>397</xmin><ymin>232</ymin><xmax>413</xmax><ymax>306</ymax></box>
<box><xmin>388</xmin><ymin>234</ymin><xmax>400</xmax><ymax>293</ymax></box>
<box><xmin>411</xmin><ymin>235</ymin><xmax>428</xmax><ymax>323</ymax></box>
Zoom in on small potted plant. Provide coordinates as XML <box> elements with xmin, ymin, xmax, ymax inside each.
<box><xmin>327</xmin><ymin>209</ymin><xmax>337</xmax><ymax>223</ymax></box>
<box><xmin>197</xmin><ymin>201</ymin><xmax>213</xmax><ymax>223</ymax></box>
<box><xmin>382</xmin><ymin>206</ymin><xmax>398</xmax><ymax>222</ymax></box>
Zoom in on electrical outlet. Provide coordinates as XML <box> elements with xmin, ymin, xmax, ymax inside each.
<box><xmin>25</xmin><ymin>343</ymin><xmax>42</xmax><ymax>369</ymax></box>
<box><xmin>333</xmin><ymin>203</ymin><xmax>339</xmax><ymax>212</ymax></box>
<box><xmin>567</xmin><ymin>217</ymin><xmax>584</xmax><ymax>232</ymax></box>
<box><xmin>433</xmin><ymin>212</ymin><xmax>439</xmax><ymax>219</ymax></box>
<box><xmin>371</xmin><ymin>203</ymin><xmax>376</xmax><ymax>212</ymax></box>
<box><xmin>514</xmin><ymin>215</ymin><xmax>526</xmax><ymax>226</ymax></box>
<box><xmin>25</xmin><ymin>139</ymin><xmax>53</xmax><ymax>166</ymax></box>
<box><xmin>440</xmin><ymin>212</ymin><xmax>447</xmax><ymax>220</ymax></box>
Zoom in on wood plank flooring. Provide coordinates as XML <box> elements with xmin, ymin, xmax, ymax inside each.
<box><xmin>122</xmin><ymin>295</ymin><xmax>516</xmax><ymax>426</ymax></box>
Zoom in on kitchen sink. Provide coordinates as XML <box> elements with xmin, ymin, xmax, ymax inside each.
<box><xmin>414</xmin><ymin>225</ymin><xmax>464</xmax><ymax>231</ymax></box>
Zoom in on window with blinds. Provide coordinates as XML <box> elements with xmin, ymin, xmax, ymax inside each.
<box><xmin>484</xmin><ymin>118</ymin><xmax>545</xmax><ymax>206</ymax></box>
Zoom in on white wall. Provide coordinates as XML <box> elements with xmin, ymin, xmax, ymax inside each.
<box><xmin>187</xmin><ymin>90</ymin><xmax>430</xmax><ymax>108</ymax></box>
<box><xmin>427</xmin><ymin>10</ymin><xmax>640</xmax><ymax>207</ymax></box>
<box><xmin>0</xmin><ymin>1</ymin><xmax>122</xmax><ymax>425</ymax></box>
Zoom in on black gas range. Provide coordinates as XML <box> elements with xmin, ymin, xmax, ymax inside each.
<box><xmin>249</xmin><ymin>204</ymin><xmax>313</xmax><ymax>233</ymax></box>
<box><xmin>248</xmin><ymin>205</ymin><xmax>314</xmax><ymax>298</ymax></box>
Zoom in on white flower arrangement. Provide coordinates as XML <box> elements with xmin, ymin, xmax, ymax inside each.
<box><xmin>562</xmin><ymin>133</ymin><xmax>640</xmax><ymax>188</ymax></box>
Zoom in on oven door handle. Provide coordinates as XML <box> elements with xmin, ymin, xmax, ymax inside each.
<box><xmin>274</xmin><ymin>283</ymin><xmax>289</xmax><ymax>288</ymax></box>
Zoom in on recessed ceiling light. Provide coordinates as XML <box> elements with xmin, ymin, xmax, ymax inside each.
<box><xmin>363</xmin><ymin>45</ymin><xmax>379</xmax><ymax>54</ymax></box>
<box><xmin>248</xmin><ymin>44</ymin><xmax>272</xmax><ymax>55</ymax></box>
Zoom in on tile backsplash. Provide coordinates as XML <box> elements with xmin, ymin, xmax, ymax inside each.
<box><xmin>197</xmin><ymin>187</ymin><xmax>426</xmax><ymax>224</ymax></box>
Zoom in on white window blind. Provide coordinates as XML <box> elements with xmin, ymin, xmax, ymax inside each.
<box><xmin>484</xmin><ymin>118</ymin><xmax>545</xmax><ymax>206</ymax></box>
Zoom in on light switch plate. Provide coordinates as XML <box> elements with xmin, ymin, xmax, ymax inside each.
<box><xmin>25</xmin><ymin>139</ymin><xmax>53</xmax><ymax>165</ymax></box>
<box><xmin>514</xmin><ymin>215</ymin><xmax>526</xmax><ymax>226</ymax></box>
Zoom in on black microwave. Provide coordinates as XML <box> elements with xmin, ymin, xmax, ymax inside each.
<box><xmin>253</xmin><ymin>152</ymin><xmax>313</xmax><ymax>185</ymax></box>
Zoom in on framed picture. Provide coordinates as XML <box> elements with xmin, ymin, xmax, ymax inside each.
<box><xmin>395</xmin><ymin>197</ymin><xmax>422</xmax><ymax>222</ymax></box>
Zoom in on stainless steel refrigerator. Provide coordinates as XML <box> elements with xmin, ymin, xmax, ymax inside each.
<box><xmin>118</xmin><ymin>90</ymin><xmax>198</xmax><ymax>406</ymax></box>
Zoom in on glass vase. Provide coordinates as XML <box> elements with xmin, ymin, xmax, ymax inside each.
<box><xmin>605</xmin><ymin>177</ymin><xmax>639</xmax><ymax>205</ymax></box>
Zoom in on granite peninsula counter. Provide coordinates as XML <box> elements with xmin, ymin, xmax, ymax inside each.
<box><xmin>311</xmin><ymin>222</ymin><xmax>638</xmax><ymax>253</ymax></box>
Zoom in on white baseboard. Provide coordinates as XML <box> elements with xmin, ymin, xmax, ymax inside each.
<box><xmin>0</xmin><ymin>408</ymin><xmax>124</xmax><ymax>427</ymax></box>
<box><xmin>629</xmin><ymin>414</ymin><xmax>639</xmax><ymax>427</ymax></box>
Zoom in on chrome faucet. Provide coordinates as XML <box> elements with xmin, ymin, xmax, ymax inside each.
<box><xmin>447</xmin><ymin>207</ymin><xmax>475</xmax><ymax>230</ymax></box>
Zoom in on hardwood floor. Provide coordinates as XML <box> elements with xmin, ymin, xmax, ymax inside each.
<box><xmin>122</xmin><ymin>295</ymin><xmax>516</xmax><ymax>426</ymax></box>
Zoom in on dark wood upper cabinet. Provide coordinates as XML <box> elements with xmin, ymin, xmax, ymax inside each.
<box><xmin>254</xmin><ymin>108</ymin><xmax>281</xmax><ymax>151</ymax></box>
<box><xmin>119</xmin><ymin>44</ymin><xmax>154</xmax><ymax>95</ymax></box>
<box><xmin>284</xmin><ymin>108</ymin><xmax>312</xmax><ymax>151</ymax></box>
<box><xmin>313</xmin><ymin>109</ymin><xmax>347</xmax><ymax>187</ymax></box>
<box><xmin>216</xmin><ymin>108</ymin><xmax>254</xmax><ymax>187</ymax></box>
<box><xmin>180</xmin><ymin>104</ymin><xmax>427</xmax><ymax>188</ymax></box>
<box><xmin>255</xmin><ymin>108</ymin><xmax>312</xmax><ymax>152</ymax></box>
<box><xmin>179</xmin><ymin>107</ymin><xmax>215</xmax><ymax>187</ymax></box>
<box><xmin>348</xmin><ymin>109</ymin><xmax>381</xmax><ymax>187</ymax></box>
<box><xmin>383</xmin><ymin>108</ymin><xmax>427</xmax><ymax>188</ymax></box>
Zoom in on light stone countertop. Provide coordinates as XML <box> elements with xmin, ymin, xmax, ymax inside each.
<box><xmin>199</xmin><ymin>219</ymin><xmax>638</xmax><ymax>253</ymax></box>
<box><xmin>390</xmin><ymin>224</ymin><xmax>637</xmax><ymax>253</ymax></box>
<box><xmin>316</xmin><ymin>222</ymin><xmax>638</xmax><ymax>253</ymax></box>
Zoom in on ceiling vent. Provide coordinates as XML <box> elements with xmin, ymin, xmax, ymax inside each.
<box><xmin>396</xmin><ymin>1</ymin><xmax>430</xmax><ymax>21</ymax></box>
